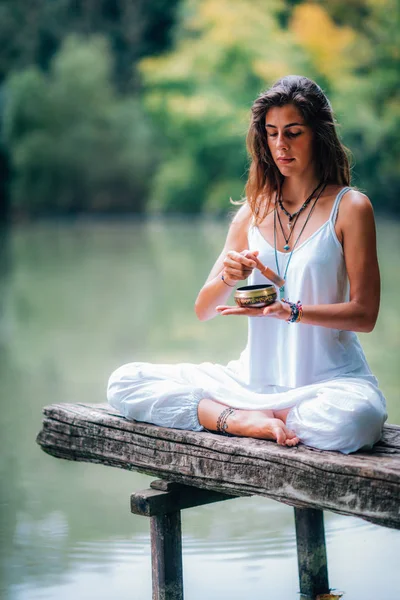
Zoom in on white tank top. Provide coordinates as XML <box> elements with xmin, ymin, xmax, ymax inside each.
<box><xmin>244</xmin><ymin>186</ymin><xmax>378</xmax><ymax>390</ymax></box>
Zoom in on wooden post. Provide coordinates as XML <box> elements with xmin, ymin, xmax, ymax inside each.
<box><xmin>294</xmin><ymin>507</ymin><xmax>329</xmax><ymax>599</ymax></box>
<box><xmin>150</xmin><ymin>510</ymin><xmax>183</xmax><ymax>600</ymax></box>
<box><xmin>131</xmin><ymin>480</ymin><xmax>236</xmax><ymax>600</ymax></box>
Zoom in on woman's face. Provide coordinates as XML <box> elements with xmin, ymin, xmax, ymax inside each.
<box><xmin>265</xmin><ymin>104</ymin><xmax>315</xmax><ymax>177</ymax></box>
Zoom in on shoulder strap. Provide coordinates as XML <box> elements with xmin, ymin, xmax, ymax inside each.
<box><xmin>247</xmin><ymin>216</ymin><xmax>257</xmax><ymax>247</ymax></box>
<box><xmin>330</xmin><ymin>186</ymin><xmax>352</xmax><ymax>224</ymax></box>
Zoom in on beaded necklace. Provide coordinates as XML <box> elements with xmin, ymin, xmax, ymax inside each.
<box><xmin>276</xmin><ymin>181</ymin><xmax>324</xmax><ymax>250</ymax></box>
<box><xmin>274</xmin><ymin>182</ymin><xmax>327</xmax><ymax>300</ymax></box>
<box><xmin>278</xmin><ymin>182</ymin><xmax>322</xmax><ymax>225</ymax></box>
<box><xmin>276</xmin><ymin>207</ymin><xmax>300</xmax><ymax>251</ymax></box>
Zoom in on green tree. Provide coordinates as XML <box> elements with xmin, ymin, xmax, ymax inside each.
<box><xmin>0</xmin><ymin>0</ymin><xmax>181</xmax><ymax>91</ymax></box>
<box><xmin>139</xmin><ymin>0</ymin><xmax>310</xmax><ymax>214</ymax></box>
<box><xmin>138</xmin><ymin>0</ymin><xmax>399</xmax><ymax>215</ymax></box>
<box><xmin>3</xmin><ymin>35</ymin><xmax>155</xmax><ymax>215</ymax></box>
<box><xmin>304</xmin><ymin>0</ymin><xmax>400</xmax><ymax>212</ymax></box>
<box><xmin>345</xmin><ymin>0</ymin><xmax>400</xmax><ymax>212</ymax></box>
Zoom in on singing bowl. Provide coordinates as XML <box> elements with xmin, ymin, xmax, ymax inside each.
<box><xmin>234</xmin><ymin>284</ymin><xmax>277</xmax><ymax>308</ymax></box>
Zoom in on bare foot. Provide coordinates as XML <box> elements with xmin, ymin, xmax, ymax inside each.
<box><xmin>197</xmin><ymin>399</ymin><xmax>300</xmax><ymax>447</ymax></box>
<box><xmin>233</xmin><ymin>411</ymin><xmax>300</xmax><ymax>447</ymax></box>
<box><xmin>262</xmin><ymin>417</ymin><xmax>300</xmax><ymax>447</ymax></box>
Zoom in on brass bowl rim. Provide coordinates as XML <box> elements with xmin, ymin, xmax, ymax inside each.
<box><xmin>236</xmin><ymin>284</ymin><xmax>276</xmax><ymax>292</ymax></box>
<box><xmin>235</xmin><ymin>284</ymin><xmax>277</xmax><ymax>299</ymax></box>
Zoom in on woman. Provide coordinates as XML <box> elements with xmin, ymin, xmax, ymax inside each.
<box><xmin>108</xmin><ymin>75</ymin><xmax>387</xmax><ymax>454</ymax></box>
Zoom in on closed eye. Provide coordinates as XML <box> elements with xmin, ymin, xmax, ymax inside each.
<box><xmin>267</xmin><ymin>131</ymin><xmax>302</xmax><ymax>139</ymax></box>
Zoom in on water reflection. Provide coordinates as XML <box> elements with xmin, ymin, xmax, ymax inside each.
<box><xmin>0</xmin><ymin>218</ymin><xmax>399</xmax><ymax>600</ymax></box>
<box><xmin>7</xmin><ymin>510</ymin><xmax>400</xmax><ymax>600</ymax></box>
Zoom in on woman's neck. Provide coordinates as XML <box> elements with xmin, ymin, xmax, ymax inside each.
<box><xmin>281</xmin><ymin>174</ymin><xmax>321</xmax><ymax>207</ymax></box>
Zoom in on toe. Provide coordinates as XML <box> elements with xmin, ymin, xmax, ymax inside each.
<box><xmin>275</xmin><ymin>426</ymin><xmax>287</xmax><ymax>445</ymax></box>
<box><xmin>285</xmin><ymin>436</ymin><xmax>300</xmax><ymax>447</ymax></box>
<box><xmin>285</xmin><ymin>428</ymin><xmax>297</xmax><ymax>439</ymax></box>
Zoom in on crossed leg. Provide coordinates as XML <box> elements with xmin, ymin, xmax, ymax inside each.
<box><xmin>108</xmin><ymin>361</ymin><xmax>387</xmax><ymax>454</ymax></box>
<box><xmin>197</xmin><ymin>398</ymin><xmax>299</xmax><ymax>447</ymax></box>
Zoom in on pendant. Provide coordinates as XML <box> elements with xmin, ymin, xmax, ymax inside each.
<box><xmin>287</xmin><ymin>222</ymin><xmax>292</xmax><ymax>231</ymax></box>
<box><xmin>279</xmin><ymin>286</ymin><xmax>285</xmax><ymax>300</ymax></box>
<box><xmin>283</xmin><ymin>244</ymin><xmax>290</xmax><ymax>251</ymax></box>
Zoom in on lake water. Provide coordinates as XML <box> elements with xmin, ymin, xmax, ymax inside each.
<box><xmin>0</xmin><ymin>217</ymin><xmax>399</xmax><ymax>600</ymax></box>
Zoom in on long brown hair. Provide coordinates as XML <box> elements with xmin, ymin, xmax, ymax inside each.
<box><xmin>244</xmin><ymin>75</ymin><xmax>351</xmax><ymax>224</ymax></box>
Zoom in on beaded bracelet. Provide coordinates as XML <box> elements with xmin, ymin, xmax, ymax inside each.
<box><xmin>282</xmin><ymin>299</ymin><xmax>303</xmax><ymax>323</ymax></box>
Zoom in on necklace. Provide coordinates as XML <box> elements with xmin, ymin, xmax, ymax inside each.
<box><xmin>274</xmin><ymin>182</ymin><xmax>327</xmax><ymax>300</ymax></box>
<box><xmin>276</xmin><ymin>207</ymin><xmax>301</xmax><ymax>251</ymax></box>
<box><xmin>278</xmin><ymin>182</ymin><xmax>324</xmax><ymax>231</ymax></box>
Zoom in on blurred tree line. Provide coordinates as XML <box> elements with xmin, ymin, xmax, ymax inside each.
<box><xmin>0</xmin><ymin>0</ymin><xmax>399</xmax><ymax>217</ymax></box>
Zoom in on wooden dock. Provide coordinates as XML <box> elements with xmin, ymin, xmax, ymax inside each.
<box><xmin>37</xmin><ymin>402</ymin><xmax>400</xmax><ymax>600</ymax></box>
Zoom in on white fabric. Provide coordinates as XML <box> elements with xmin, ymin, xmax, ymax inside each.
<box><xmin>107</xmin><ymin>187</ymin><xmax>388</xmax><ymax>454</ymax></box>
<box><xmin>246</xmin><ymin>186</ymin><xmax>378</xmax><ymax>389</ymax></box>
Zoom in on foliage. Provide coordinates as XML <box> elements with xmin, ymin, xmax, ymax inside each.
<box><xmin>311</xmin><ymin>0</ymin><xmax>400</xmax><ymax>211</ymax></box>
<box><xmin>0</xmin><ymin>0</ymin><xmax>181</xmax><ymax>91</ymax></box>
<box><xmin>0</xmin><ymin>0</ymin><xmax>399</xmax><ymax>216</ymax></box>
<box><xmin>3</xmin><ymin>35</ymin><xmax>155</xmax><ymax>215</ymax></box>
<box><xmin>138</xmin><ymin>0</ymin><xmax>358</xmax><ymax>214</ymax></box>
<box><xmin>290</xmin><ymin>4</ymin><xmax>357</xmax><ymax>80</ymax></box>
<box><xmin>139</xmin><ymin>0</ymin><xmax>305</xmax><ymax>214</ymax></box>
<box><xmin>139</xmin><ymin>0</ymin><xmax>400</xmax><ymax>215</ymax></box>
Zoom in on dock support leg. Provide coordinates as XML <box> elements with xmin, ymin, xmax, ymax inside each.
<box><xmin>150</xmin><ymin>510</ymin><xmax>183</xmax><ymax>600</ymax></box>
<box><xmin>131</xmin><ymin>480</ymin><xmax>235</xmax><ymax>600</ymax></box>
<box><xmin>294</xmin><ymin>507</ymin><xmax>329</xmax><ymax>599</ymax></box>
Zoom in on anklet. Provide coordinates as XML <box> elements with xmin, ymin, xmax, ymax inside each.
<box><xmin>216</xmin><ymin>407</ymin><xmax>235</xmax><ymax>436</ymax></box>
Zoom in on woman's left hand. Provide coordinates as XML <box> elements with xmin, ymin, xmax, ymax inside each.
<box><xmin>216</xmin><ymin>300</ymin><xmax>291</xmax><ymax>320</ymax></box>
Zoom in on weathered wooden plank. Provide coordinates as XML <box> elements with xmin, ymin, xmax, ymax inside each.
<box><xmin>131</xmin><ymin>482</ymin><xmax>236</xmax><ymax>517</ymax></box>
<box><xmin>39</xmin><ymin>405</ymin><xmax>400</xmax><ymax>490</ymax></box>
<box><xmin>294</xmin><ymin>508</ymin><xmax>329</xmax><ymax>598</ymax></box>
<box><xmin>151</xmin><ymin>511</ymin><xmax>183</xmax><ymax>600</ymax></box>
<box><xmin>150</xmin><ymin>480</ymin><xmax>186</xmax><ymax>492</ymax></box>
<box><xmin>37</xmin><ymin>418</ymin><xmax>400</xmax><ymax>510</ymax></box>
<box><xmin>38</xmin><ymin>404</ymin><xmax>400</xmax><ymax>479</ymax></box>
<box><xmin>36</xmin><ymin>403</ymin><xmax>400</xmax><ymax>529</ymax></box>
<box><xmin>39</xmin><ymin>419</ymin><xmax>400</xmax><ymax>514</ymax></box>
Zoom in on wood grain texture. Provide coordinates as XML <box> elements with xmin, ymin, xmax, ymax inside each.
<box><xmin>294</xmin><ymin>508</ymin><xmax>329</xmax><ymax>598</ymax></box>
<box><xmin>36</xmin><ymin>403</ymin><xmax>400</xmax><ymax>529</ymax></box>
<box><xmin>131</xmin><ymin>483</ymin><xmax>235</xmax><ymax>517</ymax></box>
<box><xmin>151</xmin><ymin>511</ymin><xmax>183</xmax><ymax>600</ymax></box>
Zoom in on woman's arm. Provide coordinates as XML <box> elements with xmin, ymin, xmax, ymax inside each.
<box><xmin>217</xmin><ymin>190</ymin><xmax>380</xmax><ymax>333</ymax></box>
<box><xmin>195</xmin><ymin>203</ymin><xmax>255</xmax><ymax>321</ymax></box>
<box><xmin>300</xmin><ymin>190</ymin><xmax>380</xmax><ymax>332</ymax></box>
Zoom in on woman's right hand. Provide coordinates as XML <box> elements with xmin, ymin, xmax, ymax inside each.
<box><xmin>195</xmin><ymin>203</ymin><xmax>255</xmax><ymax>321</ymax></box>
<box><xmin>221</xmin><ymin>249</ymin><xmax>259</xmax><ymax>286</ymax></box>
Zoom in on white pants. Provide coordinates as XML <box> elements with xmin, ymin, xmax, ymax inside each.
<box><xmin>107</xmin><ymin>359</ymin><xmax>388</xmax><ymax>455</ymax></box>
